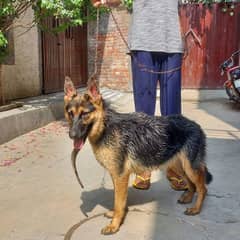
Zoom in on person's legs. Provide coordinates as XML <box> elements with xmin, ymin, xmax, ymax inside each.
<box><xmin>159</xmin><ymin>53</ymin><xmax>182</xmax><ymax>116</ymax></box>
<box><xmin>131</xmin><ymin>51</ymin><xmax>158</xmax><ymax>115</ymax></box>
<box><xmin>158</xmin><ymin>52</ymin><xmax>187</xmax><ymax>191</ymax></box>
<box><xmin>131</xmin><ymin>51</ymin><xmax>187</xmax><ymax>191</ymax></box>
<box><xmin>131</xmin><ymin>51</ymin><xmax>158</xmax><ymax>189</ymax></box>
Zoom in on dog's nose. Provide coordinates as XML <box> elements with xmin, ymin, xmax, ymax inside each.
<box><xmin>69</xmin><ymin>130</ymin><xmax>77</xmax><ymax>139</ymax></box>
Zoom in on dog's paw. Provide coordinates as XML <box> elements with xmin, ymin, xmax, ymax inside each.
<box><xmin>101</xmin><ymin>224</ymin><xmax>119</xmax><ymax>235</ymax></box>
<box><xmin>178</xmin><ymin>198</ymin><xmax>190</xmax><ymax>204</ymax></box>
<box><xmin>178</xmin><ymin>191</ymin><xmax>194</xmax><ymax>204</ymax></box>
<box><xmin>184</xmin><ymin>207</ymin><xmax>200</xmax><ymax>216</ymax></box>
<box><xmin>104</xmin><ymin>210</ymin><xmax>114</xmax><ymax>219</ymax></box>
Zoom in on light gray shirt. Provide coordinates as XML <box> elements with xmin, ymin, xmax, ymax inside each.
<box><xmin>129</xmin><ymin>0</ymin><xmax>183</xmax><ymax>53</ymax></box>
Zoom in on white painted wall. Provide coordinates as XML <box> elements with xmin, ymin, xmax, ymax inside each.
<box><xmin>2</xmin><ymin>7</ymin><xmax>41</xmax><ymax>101</ymax></box>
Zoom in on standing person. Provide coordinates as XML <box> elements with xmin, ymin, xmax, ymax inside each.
<box><xmin>91</xmin><ymin>0</ymin><xmax>188</xmax><ymax>191</ymax></box>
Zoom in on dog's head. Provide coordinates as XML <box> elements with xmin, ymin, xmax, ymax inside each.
<box><xmin>64</xmin><ymin>76</ymin><xmax>103</xmax><ymax>150</ymax></box>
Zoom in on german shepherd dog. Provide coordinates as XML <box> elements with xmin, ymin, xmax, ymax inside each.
<box><xmin>64</xmin><ymin>77</ymin><xmax>212</xmax><ymax>235</ymax></box>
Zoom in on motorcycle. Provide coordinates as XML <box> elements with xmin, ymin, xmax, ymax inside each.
<box><xmin>220</xmin><ymin>50</ymin><xmax>240</xmax><ymax>103</ymax></box>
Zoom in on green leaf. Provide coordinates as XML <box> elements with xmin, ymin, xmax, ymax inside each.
<box><xmin>0</xmin><ymin>31</ymin><xmax>8</xmax><ymax>48</ymax></box>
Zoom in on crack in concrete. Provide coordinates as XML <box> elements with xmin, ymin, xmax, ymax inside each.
<box><xmin>207</xmin><ymin>192</ymin><xmax>240</xmax><ymax>203</ymax></box>
<box><xmin>224</xmin><ymin>219</ymin><xmax>240</xmax><ymax>224</ymax></box>
<box><xmin>129</xmin><ymin>207</ymin><xmax>169</xmax><ymax>216</ymax></box>
<box><xmin>176</xmin><ymin>217</ymin><xmax>213</xmax><ymax>240</ymax></box>
<box><xmin>207</xmin><ymin>192</ymin><xmax>233</xmax><ymax>199</ymax></box>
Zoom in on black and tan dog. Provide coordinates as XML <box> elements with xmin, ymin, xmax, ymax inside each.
<box><xmin>64</xmin><ymin>76</ymin><xmax>212</xmax><ymax>235</ymax></box>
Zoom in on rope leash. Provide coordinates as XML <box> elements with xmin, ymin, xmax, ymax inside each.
<box><xmin>87</xmin><ymin>8</ymin><xmax>100</xmax><ymax>85</ymax></box>
<box><xmin>64</xmin><ymin>208</ymin><xmax>169</xmax><ymax>239</ymax></box>
<box><xmin>94</xmin><ymin>8</ymin><xmax>100</xmax><ymax>77</ymax></box>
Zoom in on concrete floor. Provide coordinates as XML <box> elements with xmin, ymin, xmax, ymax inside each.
<box><xmin>0</xmin><ymin>91</ymin><xmax>240</xmax><ymax>240</ymax></box>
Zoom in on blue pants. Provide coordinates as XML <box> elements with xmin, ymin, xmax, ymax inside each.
<box><xmin>131</xmin><ymin>51</ymin><xmax>182</xmax><ymax>116</ymax></box>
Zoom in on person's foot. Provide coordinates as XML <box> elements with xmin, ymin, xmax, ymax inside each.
<box><xmin>166</xmin><ymin>168</ymin><xmax>188</xmax><ymax>191</ymax></box>
<box><xmin>132</xmin><ymin>173</ymin><xmax>151</xmax><ymax>190</ymax></box>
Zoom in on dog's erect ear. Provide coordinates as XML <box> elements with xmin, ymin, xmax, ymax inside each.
<box><xmin>87</xmin><ymin>76</ymin><xmax>101</xmax><ymax>101</ymax></box>
<box><xmin>64</xmin><ymin>76</ymin><xmax>77</xmax><ymax>99</ymax></box>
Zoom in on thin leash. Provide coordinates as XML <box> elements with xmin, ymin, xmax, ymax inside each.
<box><xmin>100</xmin><ymin>168</ymin><xmax>107</xmax><ymax>188</ymax></box>
<box><xmin>64</xmin><ymin>207</ymin><xmax>169</xmax><ymax>239</ymax></box>
<box><xmin>91</xmin><ymin>8</ymin><xmax>181</xmax><ymax>190</ymax></box>
<box><xmin>109</xmin><ymin>9</ymin><xmax>182</xmax><ymax>75</ymax></box>
<box><xmin>87</xmin><ymin>8</ymin><xmax>100</xmax><ymax>85</ymax></box>
<box><xmin>94</xmin><ymin>8</ymin><xmax>100</xmax><ymax>78</ymax></box>
<box><xmin>90</xmin><ymin>8</ymin><xmax>107</xmax><ymax>188</ymax></box>
<box><xmin>90</xmin><ymin>7</ymin><xmax>182</xmax><ymax>189</ymax></box>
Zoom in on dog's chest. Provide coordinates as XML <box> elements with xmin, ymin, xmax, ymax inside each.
<box><xmin>91</xmin><ymin>144</ymin><xmax>117</xmax><ymax>171</ymax></box>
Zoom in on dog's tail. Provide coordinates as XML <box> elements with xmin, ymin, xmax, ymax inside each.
<box><xmin>205</xmin><ymin>167</ymin><xmax>213</xmax><ymax>185</ymax></box>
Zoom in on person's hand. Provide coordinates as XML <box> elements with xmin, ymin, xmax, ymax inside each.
<box><xmin>91</xmin><ymin>0</ymin><xmax>106</xmax><ymax>8</ymax></box>
<box><xmin>91</xmin><ymin>0</ymin><xmax>121</xmax><ymax>8</ymax></box>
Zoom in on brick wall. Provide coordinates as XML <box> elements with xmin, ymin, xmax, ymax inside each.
<box><xmin>88</xmin><ymin>8</ymin><xmax>132</xmax><ymax>91</ymax></box>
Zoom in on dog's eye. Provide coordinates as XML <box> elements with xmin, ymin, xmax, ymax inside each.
<box><xmin>83</xmin><ymin>93</ymin><xmax>90</xmax><ymax>101</ymax></box>
<box><xmin>82</xmin><ymin>111</ymin><xmax>90</xmax><ymax>117</ymax></box>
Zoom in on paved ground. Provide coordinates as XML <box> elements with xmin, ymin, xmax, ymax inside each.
<box><xmin>0</xmin><ymin>90</ymin><xmax>240</xmax><ymax>240</ymax></box>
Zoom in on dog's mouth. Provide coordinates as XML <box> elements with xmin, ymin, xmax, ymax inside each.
<box><xmin>71</xmin><ymin>124</ymin><xmax>92</xmax><ymax>150</ymax></box>
<box><xmin>74</xmin><ymin>139</ymin><xmax>85</xmax><ymax>150</ymax></box>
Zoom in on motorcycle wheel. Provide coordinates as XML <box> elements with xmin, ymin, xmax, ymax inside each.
<box><xmin>225</xmin><ymin>86</ymin><xmax>234</xmax><ymax>100</ymax></box>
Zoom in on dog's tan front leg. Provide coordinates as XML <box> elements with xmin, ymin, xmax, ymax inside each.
<box><xmin>101</xmin><ymin>173</ymin><xmax>130</xmax><ymax>235</ymax></box>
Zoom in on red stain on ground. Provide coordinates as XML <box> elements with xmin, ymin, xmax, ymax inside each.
<box><xmin>0</xmin><ymin>121</ymin><xmax>68</xmax><ymax>167</ymax></box>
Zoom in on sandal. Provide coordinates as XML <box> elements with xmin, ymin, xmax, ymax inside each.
<box><xmin>166</xmin><ymin>169</ymin><xmax>188</xmax><ymax>191</ymax></box>
<box><xmin>132</xmin><ymin>175</ymin><xmax>151</xmax><ymax>190</ymax></box>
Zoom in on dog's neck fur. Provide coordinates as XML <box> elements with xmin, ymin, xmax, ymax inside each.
<box><xmin>87</xmin><ymin>101</ymin><xmax>106</xmax><ymax>144</ymax></box>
